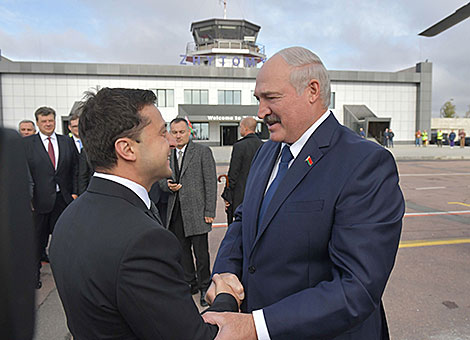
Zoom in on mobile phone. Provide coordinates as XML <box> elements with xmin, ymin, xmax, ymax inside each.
<box><xmin>168</xmin><ymin>179</ymin><xmax>178</xmax><ymax>185</ymax></box>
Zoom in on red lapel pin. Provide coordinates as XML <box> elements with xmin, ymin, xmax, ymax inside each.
<box><xmin>305</xmin><ymin>156</ymin><xmax>313</xmax><ymax>166</ymax></box>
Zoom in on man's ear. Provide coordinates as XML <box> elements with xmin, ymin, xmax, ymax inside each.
<box><xmin>115</xmin><ymin>138</ymin><xmax>137</xmax><ymax>162</ymax></box>
<box><xmin>307</xmin><ymin>79</ymin><xmax>321</xmax><ymax>104</ymax></box>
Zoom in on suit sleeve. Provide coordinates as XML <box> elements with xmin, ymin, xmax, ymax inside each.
<box><xmin>116</xmin><ymin>227</ymin><xmax>236</xmax><ymax>340</ymax></box>
<box><xmin>201</xmin><ymin>146</ymin><xmax>217</xmax><ymax>218</ymax></box>
<box><xmin>69</xmin><ymin>138</ymin><xmax>79</xmax><ymax>195</ymax></box>
<box><xmin>78</xmin><ymin>151</ymin><xmax>91</xmax><ymax>195</ymax></box>
<box><xmin>263</xmin><ymin>148</ymin><xmax>404</xmax><ymax>339</ymax></box>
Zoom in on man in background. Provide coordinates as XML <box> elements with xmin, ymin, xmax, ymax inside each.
<box><xmin>222</xmin><ymin>117</ymin><xmax>262</xmax><ymax>224</ymax></box>
<box><xmin>18</xmin><ymin>119</ymin><xmax>36</xmax><ymax>137</ymax></box>
<box><xmin>164</xmin><ymin>118</ymin><xmax>217</xmax><ymax>307</ymax></box>
<box><xmin>23</xmin><ymin>106</ymin><xmax>78</xmax><ymax>288</ymax></box>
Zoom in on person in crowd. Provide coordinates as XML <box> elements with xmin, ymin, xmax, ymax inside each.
<box><xmin>49</xmin><ymin>88</ymin><xmax>240</xmax><ymax>340</ymax></box>
<box><xmin>222</xmin><ymin>117</ymin><xmax>263</xmax><ymax>224</ymax></box>
<box><xmin>162</xmin><ymin>118</ymin><xmax>217</xmax><ymax>307</ymax></box>
<box><xmin>415</xmin><ymin>130</ymin><xmax>421</xmax><ymax>146</ymax></box>
<box><xmin>459</xmin><ymin>129</ymin><xmax>466</xmax><ymax>148</ymax></box>
<box><xmin>359</xmin><ymin>127</ymin><xmax>366</xmax><ymax>138</ymax></box>
<box><xmin>436</xmin><ymin>129</ymin><xmax>443</xmax><ymax>147</ymax></box>
<box><xmin>388</xmin><ymin>129</ymin><xmax>395</xmax><ymax>148</ymax></box>
<box><xmin>18</xmin><ymin>119</ymin><xmax>36</xmax><ymax>137</ymax></box>
<box><xmin>0</xmin><ymin>128</ymin><xmax>36</xmax><ymax>340</ymax></box>
<box><xmin>68</xmin><ymin>113</ymin><xmax>82</xmax><ymax>153</ymax></box>
<box><xmin>383</xmin><ymin>128</ymin><xmax>390</xmax><ymax>147</ymax></box>
<box><xmin>449</xmin><ymin>130</ymin><xmax>456</xmax><ymax>148</ymax></box>
<box><xmin>422</xmin><ymin>130</ymin><xmax>428</xmax><ymax>147</ymax></box>
<box><xmin>22</xmin><ymin>107</ymin><xmax>78</xmax><ymax>289</ymax></box>
<box><xmin>203</xmin><ymin>47</ymin><xmax>404</xmax><ymax>340</ymax></box>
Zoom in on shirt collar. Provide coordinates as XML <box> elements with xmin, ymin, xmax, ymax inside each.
<box><xmin>93</xmin><ymin>172</ymin><xmax>151</xmax><ymax>209</ymax></box>
<box><xmin>39</xmin><ymin>131</ymin><xmax>57</xmax><ymax>141</ymax></box>
<box><xmin>283</xmin><ymin>110</ymin><xmax>330</xmax><ymax>160</ymax></box>
<box><xmin>176</xmin><ymin>143</ymin><xmax>188</xmax><ymax>154</ymax></box>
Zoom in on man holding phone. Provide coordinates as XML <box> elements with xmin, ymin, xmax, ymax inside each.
<box><xmin>162</xmin><ymin>118</ymin><xmax>217</xmax><ymax>307</ymax></box>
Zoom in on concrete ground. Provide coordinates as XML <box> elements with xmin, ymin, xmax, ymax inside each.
<box><xmin>32</xmin><ymin>145</ymin><xmax>470</xmax><ymax>340</ymax></box>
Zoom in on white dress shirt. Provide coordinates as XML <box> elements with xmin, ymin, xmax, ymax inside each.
<box><xmin>93</xmin><ymin>172</ymin><xmax>151</xmax><ymax>209</ymax></box>
<box><xmin>39</xmin><ymin>131</ymin><xmax>59</xmax><ymax>170</ymax></box>
<box><xmin>254</xmin><ymin>109</ymin><xmax>331</xmax><ymax>340</ymax></box>
<box><xmin>72</xmin><ymin>135</ymin><xmax>82</xmax><ymax>152</ymax></box>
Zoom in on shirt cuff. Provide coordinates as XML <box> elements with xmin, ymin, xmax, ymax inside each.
<box><xmin>253</xmin><ymin>309</ymin><xmax>271</xmax><ymax>340</ymax></box>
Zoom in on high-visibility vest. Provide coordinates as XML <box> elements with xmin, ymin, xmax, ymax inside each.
<box><xmin>422</xmin><ymin>132</ymin><xmax>428</xmax><ymax>141</ymax></box>
<box><xmin>437</xmin><ymin>131</ymin><xmax>443</xmax><ymax>140</ymax></box>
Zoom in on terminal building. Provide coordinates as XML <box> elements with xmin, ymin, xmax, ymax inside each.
<box><xmin>0</xmin><ymin>18</ymin><xmax>432</xmax><ymax>145</ymax></box>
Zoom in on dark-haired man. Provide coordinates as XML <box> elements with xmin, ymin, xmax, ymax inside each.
<box><xmin>163</xmin><ymin>117</ymin><xmax>217</xmax><ymax>307</ymax></box>
<box><xmin>50</xmin><ymin>88</ymin><xmax>239</xmax><ymax>339</ymax></box>
<box><xmin>23</xmin><ymin>106</ymin><xmax>78</xmax><ymax>288</ymax></box>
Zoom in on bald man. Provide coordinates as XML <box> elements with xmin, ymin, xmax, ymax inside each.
<box><xmin>222</xmin><ymin>117</ymin><xmax>263</xmax><ymax>224</ymax></box>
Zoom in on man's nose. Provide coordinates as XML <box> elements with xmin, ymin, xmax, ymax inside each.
<box><xmin>257</xmin><ymin>101</ymin><xmax>270</xmax><ymax>119</ymax></box>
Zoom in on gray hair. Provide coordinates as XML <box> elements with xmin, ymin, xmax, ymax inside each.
<box><xmin>18</xmin><ymin>119</ymin><xmax>36</xmax><ymax>129</ymax></box>
<box><xmin>276</xmin><ymin>46</ymin><xmax>331</xmax><ymax>108</ymax></box>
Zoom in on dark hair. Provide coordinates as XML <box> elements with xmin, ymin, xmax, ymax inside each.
<box><xmin>69</xmin><ymin>112</ymin><xmax>80</xmax><ymax>122</ymax></box>
<box><xmin>170</xmin><ymin>117</ymin><xmax>189</xmax><ymax>128</ymax></box>
<box><xmin>79</xmin><ymin>88</ymin><xmax>156</xmax><ymax>171</ymax></box>
<box><xmin>34</xmin><ymin>107</ymin><xmax>56</xmax><ymax>121</ymax></box>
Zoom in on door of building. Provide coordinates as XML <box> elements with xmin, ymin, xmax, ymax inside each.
<box><xmin>221</xmin><ymin>125</ymin><xmax>238</xmax><ymax>146</ymax></box>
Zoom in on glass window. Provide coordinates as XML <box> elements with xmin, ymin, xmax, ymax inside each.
<box><xmin>329</xmin><ymin>92</ymin><xmax>335</xmax><ymax>109</ymax></box>
<box><xmin>152</xmin><ymin>89</ymin><xmax>174</xmax><ymax>107</ymax></box>
<box><xmin>192</xmin><ymin>122</ymin><xmax>209</xmax><ymax>140</ymax></box>
<box><xmin>251</xmin><ymin>90</ymin><xmax>258</xmax><ymax>104</ymax></box>
<box><xmin>193</xmin><ymin>90</ymin><xmax>200</xmax><ymax>104</ymax></box>
<box><xmin>218</xmin><ymin>90</ymin><xmax>242</xmax><ymax>105</ymax></box>
<box><xmin>218</xmin><ymin>90</ymin><xmax>225</xmax><ymax>104</ymax></box>
<box><xmin>184</xmin><ymin>90</ymin><xmax>192</xmax><ymax>104</ymax></box>
<box><xmin>200</xmin><ymin>90</ymin><xmax>208</xmax><ymax>104</ymax></box>
<box><xmin>233</xmin><ymin>90</ymin><xmax>241</xmax><ymax>105</ymax></box>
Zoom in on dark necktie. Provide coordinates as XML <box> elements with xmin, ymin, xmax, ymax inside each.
<box><xmin>47</xmin><ymin>136</ymin><xmax>56</xmax><ymax>169</ymax></box>
<box><xmin>177</xmin><ymin>150</ymin><xmax>183</xmax><ymax>169</ymax></box>
<box><xmin>257</xmin><ymin>145</ymin><xmax>293</xmax><ymax>229</ymax></box>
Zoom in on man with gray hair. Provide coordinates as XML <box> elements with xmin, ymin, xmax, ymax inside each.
<box><xmin>204</xmin><ymin>47</ymin><xmax>404</xmax><ymax>340</ymax></box>
<box><xmin>18</xmin><ymin>119</ymin><xmax>36</xmax><ymax>137</ymax></box>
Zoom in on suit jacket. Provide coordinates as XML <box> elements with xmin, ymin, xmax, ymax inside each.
<box><xmin>163</xmin><ymin>141</ymin><xmax>217</xmax><ymax>236</ymax></box>
<box><xmin>213</xmin><ymin>113</ymin><xmax>405</xmax><ymax>340</ymax></box>
<box><xmin>224</xmin><ymin>133</ymin><xmax>262</xmax><ymax>211</ymax></box>
<box><xmin>78</xmin><ymin>148</ymin><xmax>93</xmax><ymax>195</ymax></box>
<box><xmin>0</xmin><ymin>129</ymin><xmax>35</xmax><ymax>340</ymax></box>
<box><xmin>23</xmin><ymin>133</ymin><xmax>78</xmax><ymax>213</ymax></box>
<box><xmin>50</xmin><ymin>177</ymin><xmax>237</xmax><ymax>340</ymax></box>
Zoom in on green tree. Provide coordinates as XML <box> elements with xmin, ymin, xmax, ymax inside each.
<box><xmin>440</xmin><ymin>99</ymin><xmax>457</xmax><ymax>118</ymax></box>
<box><xmin>465</xmin><ymin>105</ymin><xmax>470</xmax><ymax>118</ymax></box>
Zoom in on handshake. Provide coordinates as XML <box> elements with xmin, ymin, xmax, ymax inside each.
<box><xmin>205</xmin><ymin>273</ymin><xmax>245</xmax><ymax>307</ymax></box>
<box><xmin>202</xmin><ymin>274</ymin><xmax>258</xmax><ymax>340</ymax></box>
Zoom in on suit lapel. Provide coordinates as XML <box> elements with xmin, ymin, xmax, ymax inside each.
<box><xmin>246</xmin><ymin>142</ymin><xmax>280</xmax><ymax>249</ymax></box>
<box><xmin>179</xmin><ymin>141</ymin><xmax>195</xmax><ymax>178</ymax></box>
<box><xmin>251</xmin><ymin>113</ymin><xmax>339</xmax><ymax>251</ymax></box>
<box><xmin>56</xmin><ymin>135</ymin><xmax>66</xmax><ymax>171</ymax></box>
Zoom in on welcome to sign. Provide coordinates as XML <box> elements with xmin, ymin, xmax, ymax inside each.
<box><xmin>180</xmin><ymin>55</ymin><xmax>266</xmax><ymax>67</ymax></box>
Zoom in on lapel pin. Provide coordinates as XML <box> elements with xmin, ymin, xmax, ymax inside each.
<box><xmin>305</xmin><ymin>156</ymin><xmax>314</xmax><ymax>166</ymax></box>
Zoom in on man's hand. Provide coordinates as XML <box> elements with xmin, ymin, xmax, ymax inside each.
<box><xmin>167</xmin><ymin>179</ymin><xmax>182</xmax><ymax>192</ymax></box>
<box><xmin>206</xmin><ymin>273</ymin><xmax>244</xmax><ymax>305</ymax></box>
<box><xmin>202</xmin><ymin>312</ymin><xmax>257</xmax><ymax>340</ymax></box>
<box><xmin>205</xmin><ymin>216</ymin><xmax>214</xmax><ymax>224</ymax></box>
<box><xmin>71</xmin><ymin>194</ymin><xmax>78</xmax><ymax>200</ymax></box>
<box><xmin>224</xmin><ymin>200</ymin><xmax>230</xmax><ymax>208</ymax></box>
<box><xmin>211</xmin><ymin>274</ymin><xmax>241</xmax><ymax>307</ymax></box>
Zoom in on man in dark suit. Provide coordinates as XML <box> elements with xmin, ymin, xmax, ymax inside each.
<box><xmin>23</xmin><ymin>106</ymin><xmax>78</xmax><ymax>288</ymax></box>
<box><xmin>49</xmin><ymin>88</ymin><xmax>239</xmax><ymax>340</ymax></box>
<box><xmin>163</xmin><ymin>118</ymin><xmax>217</xmax><ymax>307</ymax></box>
<box><xmin>222</xmin><ymin>117</ymin><xmax>262</xmax><ymax>224</ymax></box>
<box><xmin>204</xmin><ymin>47</ymin><xmax>405</xmax><ymax>339</ymax></box>
<box><xmin>0</xmin><ymin>128</ymin><xmax>36</xmax><ymax>340</ymax></box>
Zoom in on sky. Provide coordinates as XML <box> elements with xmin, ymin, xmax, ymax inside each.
<box><xmin>1</xmin><ymin>0</ymin><xmax>469</xmax><ymax>116</ymax></box>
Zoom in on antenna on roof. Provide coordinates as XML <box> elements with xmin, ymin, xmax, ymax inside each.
<box><xmin>219</xmin><ymin>0</ymin><xmax>227</xmax><ymax>19</ymax></box>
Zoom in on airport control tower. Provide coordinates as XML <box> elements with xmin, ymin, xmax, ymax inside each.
<box><xmin>185</xmin><ymin>18</ymin><xmax>266</xmax><ymax>68</ymax></box>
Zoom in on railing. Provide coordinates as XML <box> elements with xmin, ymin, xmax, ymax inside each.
<box><xmin>186</xmin><ymin>40</ymin><xmax>265</xmax><ymax>55</ymax></box>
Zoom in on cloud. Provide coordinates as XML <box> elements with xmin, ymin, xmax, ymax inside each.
<box><xmin>1</xmin><ymin>0</ymin><xmax>469</xmax><ymax>115</ymax></box>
